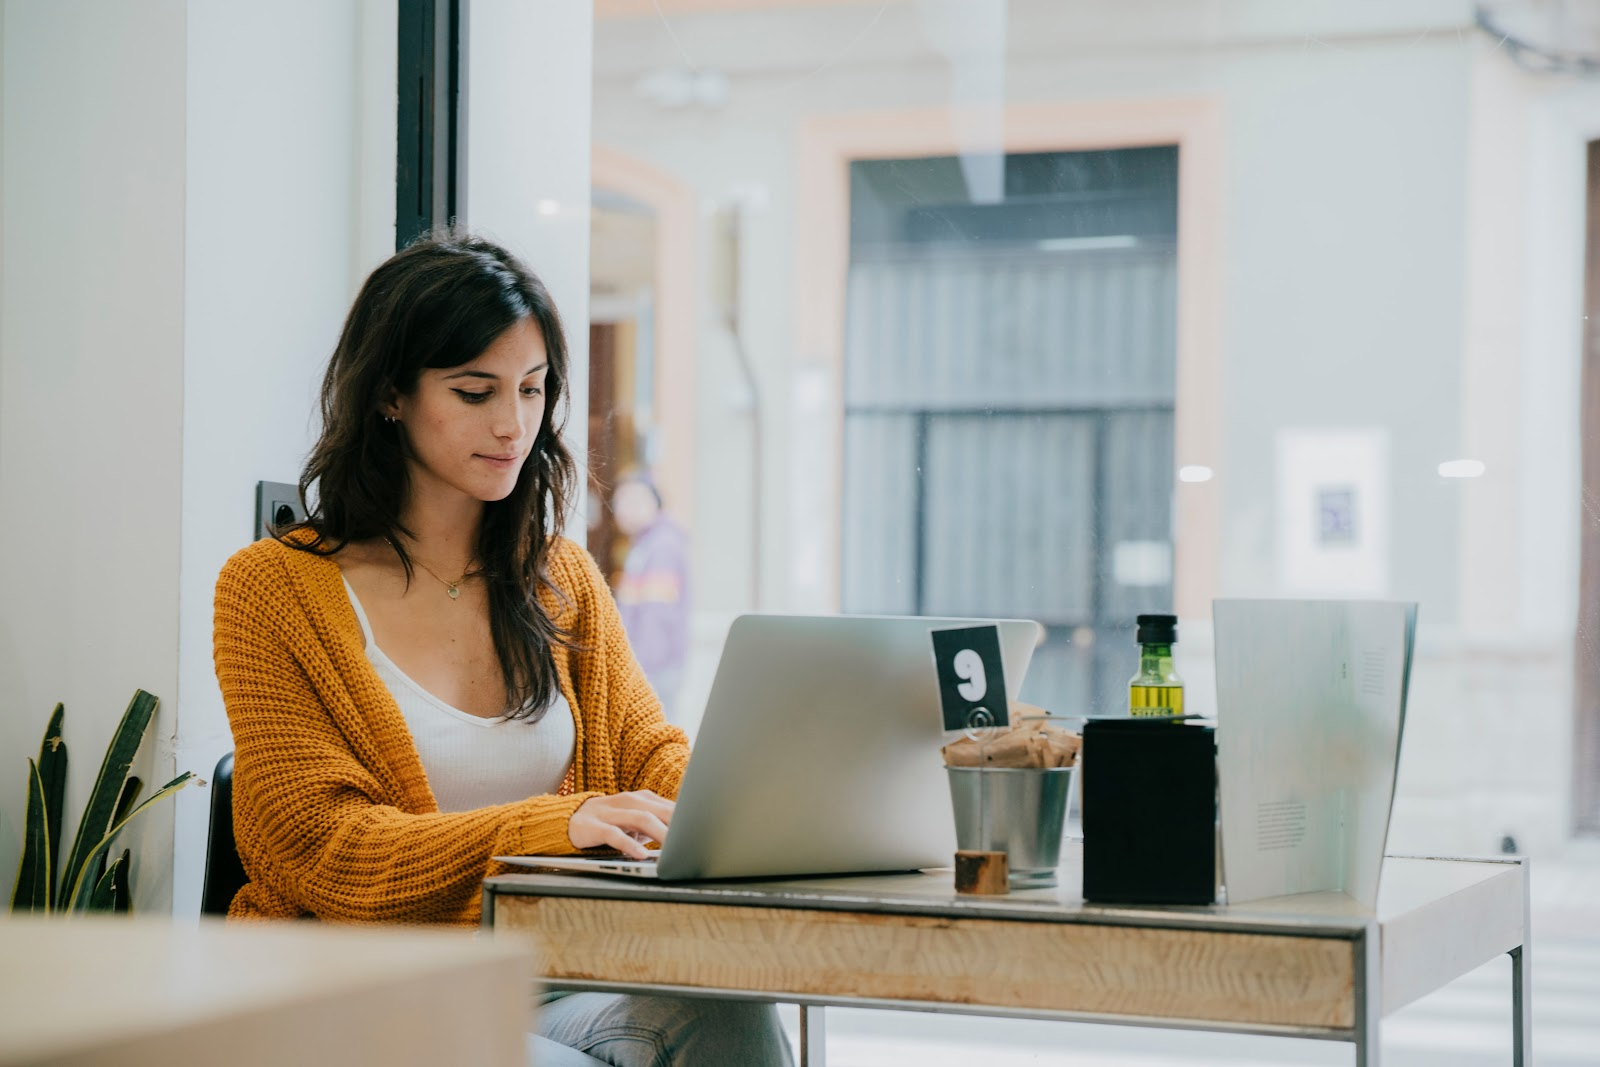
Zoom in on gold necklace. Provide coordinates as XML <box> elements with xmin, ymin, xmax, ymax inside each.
<box><xmin>388</xmin><ymin>538</ymin><xmax>475</xmax><ymax>600</ymax></box>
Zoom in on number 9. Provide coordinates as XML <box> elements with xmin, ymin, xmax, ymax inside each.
<box><xmin>953</xmin><ymin>648</ymin><xmax>987</xmax><ymax>702</ymax></box>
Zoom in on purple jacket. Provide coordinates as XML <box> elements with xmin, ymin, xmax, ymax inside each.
<box><xmin>614</xmin><ymin>516</ymin><xmax>691</xmax><ymax>682</ymax></box>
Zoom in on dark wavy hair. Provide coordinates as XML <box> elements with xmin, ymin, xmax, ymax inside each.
<box><xmin>285</xmin><ymin>228</ymin><xmax>579</xmax><ymax>721</ymax></box>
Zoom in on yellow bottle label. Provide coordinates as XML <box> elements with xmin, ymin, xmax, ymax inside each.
<box><xmin>1129</xmin><ymin>684</ymin><xmax>1184</xmax><ymax>717</ymax></box>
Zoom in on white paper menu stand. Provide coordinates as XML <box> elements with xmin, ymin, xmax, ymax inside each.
<box><xmin>1213</xmin><ymin>598</ymin><xmax>1417</xmax><ymax>909</ymax></box>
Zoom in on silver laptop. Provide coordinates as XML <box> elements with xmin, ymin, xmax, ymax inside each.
<box><xmin>497</xmin><ymin>613</ymin><xmax>1042</xmax><ymax>881</ymax></box>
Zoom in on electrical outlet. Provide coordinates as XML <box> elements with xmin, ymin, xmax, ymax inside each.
<box><xmin>255</xmin><ymin>481</ymin><xmax>306</xmax><ymax>541</ymax></box>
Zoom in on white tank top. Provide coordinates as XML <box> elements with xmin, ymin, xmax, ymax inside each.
<box><xmin>342</xmin><ymin>577</ymin><xmax>575</xmax><ymax>814</ymax></box>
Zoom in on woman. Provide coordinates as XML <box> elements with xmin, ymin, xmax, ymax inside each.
<box><xmin>212</xmin><ymin>229</ymin><xmax>792</xmax><ymax>1066</ymax></box>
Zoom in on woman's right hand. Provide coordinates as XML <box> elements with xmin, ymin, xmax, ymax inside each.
<box><xmin>567</xmin><ymin>790</ymin><xmax>675</xmax><ymax>860</ymax></box>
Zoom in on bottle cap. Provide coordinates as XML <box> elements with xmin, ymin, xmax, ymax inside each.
<box><xmin>1136</xmin><ymin>614</ymin><xmax>1178</xmax><ymax>644</ymax></box>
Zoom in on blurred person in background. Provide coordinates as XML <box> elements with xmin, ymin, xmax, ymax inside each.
<box><xmin>611</xmin><ymin>469</ymin><xmax>691</xmax><ymax>721</ymax></box>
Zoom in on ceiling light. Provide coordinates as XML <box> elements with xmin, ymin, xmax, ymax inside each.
<box><xmin>634</xmin><ymin>68</ymin><xmax>729</xmax><ymax>110</ymax></box>
<box><xmin>1178</xmin><ymin>465</ymin><xmax>1214</xmax><ymax>483</ymax></box>
<box><xmin>1438</xmin><ymin>459</ymin><xmax>1486</xmax><ymax>479</ymax></box>
<box><xmin>1035</xmin><ymin>235</ymin><xmax>1140</xmax><ymax>253</ymax></box>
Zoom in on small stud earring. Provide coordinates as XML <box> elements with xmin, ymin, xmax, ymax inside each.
<box><xmin>383</xmin><ymin>415</ymin><xmax>397</xmax><ymax>424</ymax></box>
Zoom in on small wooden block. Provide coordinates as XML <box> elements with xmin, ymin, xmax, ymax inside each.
<box><xmin>954</xmin><ymin>850</ymin><xmax>1009</xmax><ymax>895</ymax></box>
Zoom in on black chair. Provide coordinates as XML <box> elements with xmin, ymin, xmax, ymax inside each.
<box><xmin>201</xmin><ymin>751</ymin><xmax>248</xmax><ymax>916</ymax></box>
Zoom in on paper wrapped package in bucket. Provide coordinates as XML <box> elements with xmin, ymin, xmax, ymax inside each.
<box><xmin>940</xmin><ymin>714</ymin><xmax>1081</xmax><ymax>769</ymax></box>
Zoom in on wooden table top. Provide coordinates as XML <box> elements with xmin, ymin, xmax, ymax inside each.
<box><xmin>0</xmin><ymin>915</ymin><xmax>532</xmax><ymax>1067</ymax></box>
<box><xmin>485</xmin><ymin>845</ymin><xmax>1524</xmax><ymax>938</ymax></box>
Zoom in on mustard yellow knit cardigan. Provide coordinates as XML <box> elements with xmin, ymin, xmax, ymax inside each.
<box><xmin>212</xmin><ymin>533</ymin><xmax>689</xmax><ymax>925</ymax></box>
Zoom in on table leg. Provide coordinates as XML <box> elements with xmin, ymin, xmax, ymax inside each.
<box><xmin>1510</xmin><ymin>944</ymin><xmax>1530</xmax><ymax>1067</ymax></box>
<box><xmin>799</xmin><ymin>1004</ymin><xmax>826</xmax><ymax>1067</ymax></box>
<box><xmin>1511</xmin><ymin>857</ymin><xmax>1532</xmax><ymax>1067</ymax></box>
<box><xmin>1356</xmin><ymin>1030</ymin><xmax>1379</xmax><ymax>1067</ymax></box>
<box><xmin>1355</xmin><ymin>924</ymin><xmax>1381</xmax><ymax>1067</ymax></box>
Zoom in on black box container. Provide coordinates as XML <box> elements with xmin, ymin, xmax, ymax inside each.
<box><xmin>1082</xmin><ymin>717</ymin><xmax>1216</xmax><ymax>905</ymax></box>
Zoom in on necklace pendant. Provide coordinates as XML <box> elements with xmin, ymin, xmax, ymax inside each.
<box><xmin>447</xmin><ymin>583</ymin><xmax>461</xmax><ymax>600</ymax></box>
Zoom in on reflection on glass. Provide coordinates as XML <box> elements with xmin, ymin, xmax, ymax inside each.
<box><xmin>590</xmin><ymin>3</ymin><xmax>1600</xmax><ymax>885</ymax></box>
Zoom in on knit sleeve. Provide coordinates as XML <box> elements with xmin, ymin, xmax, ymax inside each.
<box><xmin>213</xmin><ymin>547</ymin><xmax>599</xmax><ymax>925</ymax></box>
<box><xmin>562</xmin><ymin>542</ymin><xmax>691</xmax><ymax>798</ymax></box>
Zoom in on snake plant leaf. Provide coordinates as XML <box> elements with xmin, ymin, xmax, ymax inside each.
<box><xmin>88</xmin><ymin>850</ymin><xmax>126</xmax><ymax>911</ymax></box>
<box><xmin>37</xmin><ymin>703</ymin><xmax>66</xmax><ymax>892</ymax></box>
<box><xmin>111</xmin><ymin>848</ymin><xmax>132</xmax><ymax>913</ymax></box>
<box><xmin>57</xmin><ymin>689</ymin><xmax>158</xmax><ymax>910</ymax></box>
<box><xmin>90</xmin><ymin>851</ymin><xmax>107</xmax><ymax>905</ymax></box>
<box><xmin>112</xmin><ymin>776</ymin><xmax>143</xmax><ymax>828</ymax></box>
<box><xmin>85</xmin><ymin>777</ymin><xmax>144</xmax><ymax>900</ymax></box>
<box><xmin>65</xmin><ymin>771</ymin><xmax>195</xmax><ymax>911</ymax></box>
<box><xmin>9</xmin><ymin>760</ymin><xmax>52</xmax><ymax>913</ymax></box>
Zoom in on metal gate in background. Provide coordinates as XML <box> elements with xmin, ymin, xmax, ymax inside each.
<box><xmin>840</xmin><ymin>149</ymin><xmax>1180</xmax><ymax>715</ymax></box>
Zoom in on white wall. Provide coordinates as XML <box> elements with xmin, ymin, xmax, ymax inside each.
<box><xmin>170</xmin><ymin>0</ymin><xmax>397</xmax><ymax>918</ymax></box>
<box><xmin>0</xmin><ymin>0</ymin><xmax>188</xmax><ymax>911</ymax></box>
<box><xmin>1387</xmin><ymin>64</ymin><xmax>1600</xmax><ymax>858</ymax></box>
<box><xmin>1209</xmin><ymin>40</ymin><xmax>1471</xmax><ymax>615</ymax></box>
<box><xmin>467</xmin><ymin>0</ymin><xmax>594</xmax><ymax>540</ymax></box>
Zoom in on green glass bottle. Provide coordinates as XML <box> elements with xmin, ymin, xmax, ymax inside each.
<box><xmin>1129</xmin><ymin>613</ymin><xmax>1184</xmax><ymax>717</ymax></box>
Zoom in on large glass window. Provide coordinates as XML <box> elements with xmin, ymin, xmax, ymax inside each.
<box><xmin>589</xmin><ymin>2</ymin><xmax>1600</xmax><ymax>1051</ymax></box>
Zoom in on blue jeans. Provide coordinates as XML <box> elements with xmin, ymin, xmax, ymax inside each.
<box><xmin>531</xmin><ymin>992</ymin><xmax>794</xmax><ymax>1067</ymax></box>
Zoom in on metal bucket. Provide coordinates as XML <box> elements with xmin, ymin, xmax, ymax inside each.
<box><xmin>946</xmin><ymin>766</ymin><xmax>1076</xmax><ymax>889</ymax></box>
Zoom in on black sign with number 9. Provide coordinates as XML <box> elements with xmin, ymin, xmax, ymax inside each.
<box><xmin>931</xmin><ymin>625</ymin><xmax>1009</xmax><ymax>732</ymax></box>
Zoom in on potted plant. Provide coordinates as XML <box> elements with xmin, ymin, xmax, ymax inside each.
<box><xmin>9</xmin><ymin>690</ymin><xmax>195</xmax><ymax>913</ymax></box>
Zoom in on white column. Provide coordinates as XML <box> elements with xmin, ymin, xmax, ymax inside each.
<box><xmin>465</xmin><ymin>0</ymin><xmax>595</xmax><ymax>542</ymax></box>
